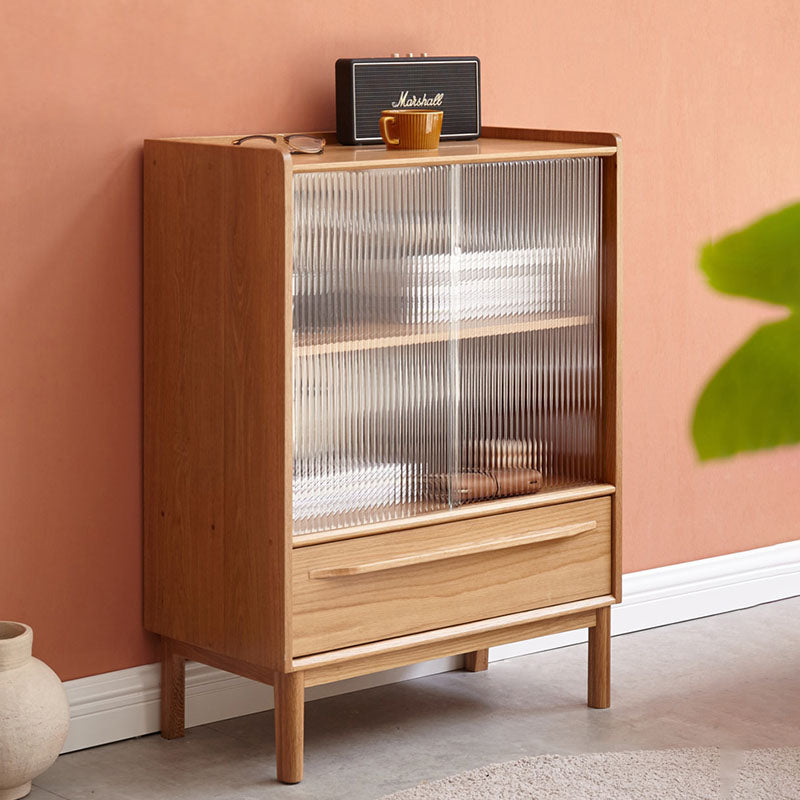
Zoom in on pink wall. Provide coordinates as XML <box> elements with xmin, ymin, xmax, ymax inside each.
<box><xmin>2</xmin><ymin>1</ymin><xmax>799</xmax><ymax>681</ymax></box>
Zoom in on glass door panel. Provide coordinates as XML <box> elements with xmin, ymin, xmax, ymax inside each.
<box><xmin>292</xmin><ymin>166</ymin><xmax>456</xmax><ymax>534</ymax></box>
<box><xmin>456</xmin><ymin>158</ymin><xmax>602</xmax><ymax>503</ymax></box>
<box><xmin>292</xmin><ymin>157</ymin><xmax>602</xmax><ymax>535</ymax></box>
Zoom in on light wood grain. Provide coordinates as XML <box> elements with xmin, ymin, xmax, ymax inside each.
<box><xmin>275</xmin><ymin>671</ymin><xmax>304</xmax><ymax>784</ymax></box>
<box><xmin>219</xmin><ymin>140</ymin><xmax>295</xmax><ymax>670</ymax></box>
<box><xmin>481</xmin><ymin>126</ymin><xmax>620</xmax><ymax>148</ymax></box>
<box><xmin>602</xmin><ymin>147</ymin><xmax>623</xmax><ymax>603</ymax></box>
<box><xmin>294</xmin><ymin>596</ymin><xmax>610</xmax><ymax>671</ymax></box>
<box><xmin>294</xmin><ymin>314</ymin><xmax>593</xmax><ymax>357</ymax></box>
<box><xmin>291</xmin><ymin>137</ymin><xmax>614</xmax><ymax>171</ymax></box>
<box><xmin>464</xmin><ymin>649</ymin><xmax>489</xmax><ymax>672</ymax></box>
<box><xmin>167</xmin><ymin>637</ymin><xmax>276</xmax><ymax>685</ymax></box>
<box><xmin>588</xmin><ymin>605</ymin><xmax>611</xmax><ymax>708</ymax></box>
<box><xmin>298</xmin><ymin>601</ymin><xmax>610</xmax><ymax>686</ymax></box>
<box><xmin>303</xmin><ymin>614</ymin><xmax>594</xmax><ymax>686</ymax></box>
<box><xmin>308</xmin><ymin>521</ymin><xmax>597</xmax><ymax>579</ymax></box>
<box><xmin>164</xmin><ymin>133</ymin><xmax>616</xmax><ymax>172</ymax></box>
<box><xmin>144</xmin><ymin>127</ymin><xmax>623</xmax><ymax>781</ymax></box>
<box><xmin>143</xmin><ymin>140</ymin><xmax>293</xmax><ymax>671</ymax></box>
<box><xmin>293</xmin><ymin>498</ymin><xmax>611</xmax><ymax>656</ymax></box>
<box><xmin>159</xmin><ymin>639</ymin><xmax>185</xmax><ymax>739</ymax></box>
<box><xmin>292</xmin><ymin>484</ymin><xmax>615</xmax><ymax>547</ymax></box>
<box><xmin>144</xmin><ymin>141</ymin><xmax>226</xmax><ymax>656</ymax></box>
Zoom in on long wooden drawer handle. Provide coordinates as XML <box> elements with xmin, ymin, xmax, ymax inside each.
<box><xmin>308</xmin><ymin>520</ymin><xmax>598</xmax><ymax>580</ymax></box>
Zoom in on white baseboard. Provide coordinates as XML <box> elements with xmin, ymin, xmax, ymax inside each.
<box><xmin>62</xmin><ymin>539</ymin><xmax>800</xmax><ymax>753</ymax></box>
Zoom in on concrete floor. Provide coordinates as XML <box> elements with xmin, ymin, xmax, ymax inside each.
<box><xmin>32</xmin><ymin>597</ymin><xmax>800</xmax><ymax>800</ymax></box>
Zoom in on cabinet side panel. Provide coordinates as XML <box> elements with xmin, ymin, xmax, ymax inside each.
<box><xmin>600</xmin><ymin>153</ymin><xmax>622</xmax><ymax>601</ymax></box>
<box><xmin>144</xmin><ymin>141</ymin><xmax>291</xmax><ymax>669</ymax></box>
<box><xmin>222</xmin><ymin>145</ymin><xmax>293</xmax><ymax>670</ymax></box>
<box><xmin>144</xmin><ymin>140</ymin><xmax>226</xmax><ymax>649</ymax></box>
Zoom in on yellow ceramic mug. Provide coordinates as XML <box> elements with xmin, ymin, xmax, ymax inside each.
<box><xmin>379</xmin><ymin>109</ymin><xmax>443</xmax><ymax>150</ymax></box>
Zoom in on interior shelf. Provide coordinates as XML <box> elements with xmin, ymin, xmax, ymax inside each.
<box><xmin>293</xmin><ymin>313</ymin><xmax>594</xmax><ymax>356</ymax></box>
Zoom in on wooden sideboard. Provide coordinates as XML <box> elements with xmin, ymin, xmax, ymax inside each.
<box><xmin>143</xmin><ymin>126</ymin><xmax>621</xmax><ymax>783</ymax></box>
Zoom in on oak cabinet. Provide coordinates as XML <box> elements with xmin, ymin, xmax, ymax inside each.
<box><xmin>144</xmin><ymin>127</ymin><xmax>621</xmax><ymax>783</ymax></box>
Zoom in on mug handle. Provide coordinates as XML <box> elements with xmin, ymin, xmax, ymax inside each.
<box><xmin>379</xmin><ymin>115</ymin><xmax>400</xmax><ymax>146</ymax></box>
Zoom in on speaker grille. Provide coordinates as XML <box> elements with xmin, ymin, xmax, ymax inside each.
<box><xmin>352</xmin><ymin>60</ymin><xmax>479</xmax><ymax>141</ymax></box>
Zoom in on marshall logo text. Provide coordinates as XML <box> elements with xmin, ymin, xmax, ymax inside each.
<box><xmin>391</xmin><ymin>91</ymin><xmax>445</xmax><ymax>108</ymax></box>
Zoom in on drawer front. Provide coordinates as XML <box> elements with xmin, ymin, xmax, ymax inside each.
<box><xmin>292</xmin><ymin>497</ymin><xmax>611</xmax><ymax>656</ymax></box>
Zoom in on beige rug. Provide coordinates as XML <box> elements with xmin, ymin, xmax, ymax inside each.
<box><xmin>383</xmin><ymin>747</ymin><xmax>800</xmax><ymax>799</ymax></box>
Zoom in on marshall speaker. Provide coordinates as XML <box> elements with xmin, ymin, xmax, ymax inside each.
<box><xmin>336</xmin><ymin>56</ymin><xmax>481</xmax><ymax>145</ymax></box>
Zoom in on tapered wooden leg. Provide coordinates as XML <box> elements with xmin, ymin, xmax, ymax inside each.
<box><xmin>464</xmin><ymin>648</ymin><xmax>489</xmax><ymax>672</ymax></box>
<box><xmin>588</xmin><ymin>606</ymin><xmax>611</xmax><ymax>708</ymax></box>
<box><xmin>275</xmin><ymin>671</ymin><xmax>304</xmax><ymax>784</ymax></box>
<box><xmin>160</xmin><ymin>638</ymin><xmax>186</xmax><ymax>739</ymax></box>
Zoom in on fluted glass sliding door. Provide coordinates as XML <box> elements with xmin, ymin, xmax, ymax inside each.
<box><xmin>292</xmin><ymin>158</ymin><xmax>602</xmax><ymax>535</ymax></box>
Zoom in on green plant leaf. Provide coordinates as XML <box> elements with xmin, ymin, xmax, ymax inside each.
<box><xmin>700</xmin><ymin>202</ymin><xmax>800</xmax><ymax>308</ymax></box>
<box><xmin>692</xmin><ymin>315</ymin><xmax>800</xmax><ymax>460</ymax></box>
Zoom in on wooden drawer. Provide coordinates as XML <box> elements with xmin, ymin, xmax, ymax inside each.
<box><xmin>292</xmin><ymin>497</ymin><xmax>611</xmax><ymax>656</ymax></box>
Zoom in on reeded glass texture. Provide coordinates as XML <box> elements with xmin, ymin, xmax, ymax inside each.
<box><xmin>292</xmin><ymin>158</ymin><xmax>602</xmax><ymax>535</ymax></box>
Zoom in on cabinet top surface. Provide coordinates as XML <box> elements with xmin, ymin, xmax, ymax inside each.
<box><xmin>153</xmin><ymin>131</ymin><xmax>617</xmax><ymax>172</ymax></box>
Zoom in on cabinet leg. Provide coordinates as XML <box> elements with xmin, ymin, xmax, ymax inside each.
<box><xmin>160</xmin><ymin>639</ymin><xmax>186</xmax><ymax>738</ymax></box>
<box><xmin>464</xmin><ymin>648</ymin><xmax>489</xmax><ymax>672</ymax></box>
<box><xmin>275</xmin><ymin>671</ymin><xmax>304</xmax><ymax>784</ymax></box>
<box><xmin>588</xmin><ymin>606</ymin><xmax>611</xmax><ymax>709</ymax></box>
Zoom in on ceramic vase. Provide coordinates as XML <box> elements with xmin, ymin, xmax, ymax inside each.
<box><xmin>0</xmin><ymin>622</ymin><xmax>69</xmax><ymax>800</ymax></box>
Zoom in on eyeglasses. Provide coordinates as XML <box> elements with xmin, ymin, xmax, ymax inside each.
<box><xmin>232</xmin><ymin>133</ymin><xmax>326</xmax><ymax>154</ymax></box>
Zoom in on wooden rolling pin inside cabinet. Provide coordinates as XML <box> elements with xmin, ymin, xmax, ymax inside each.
<box><xmin>143</xmin><ymin>126</ymin><xmax>621</xmax><ymax>783</ymax></box>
